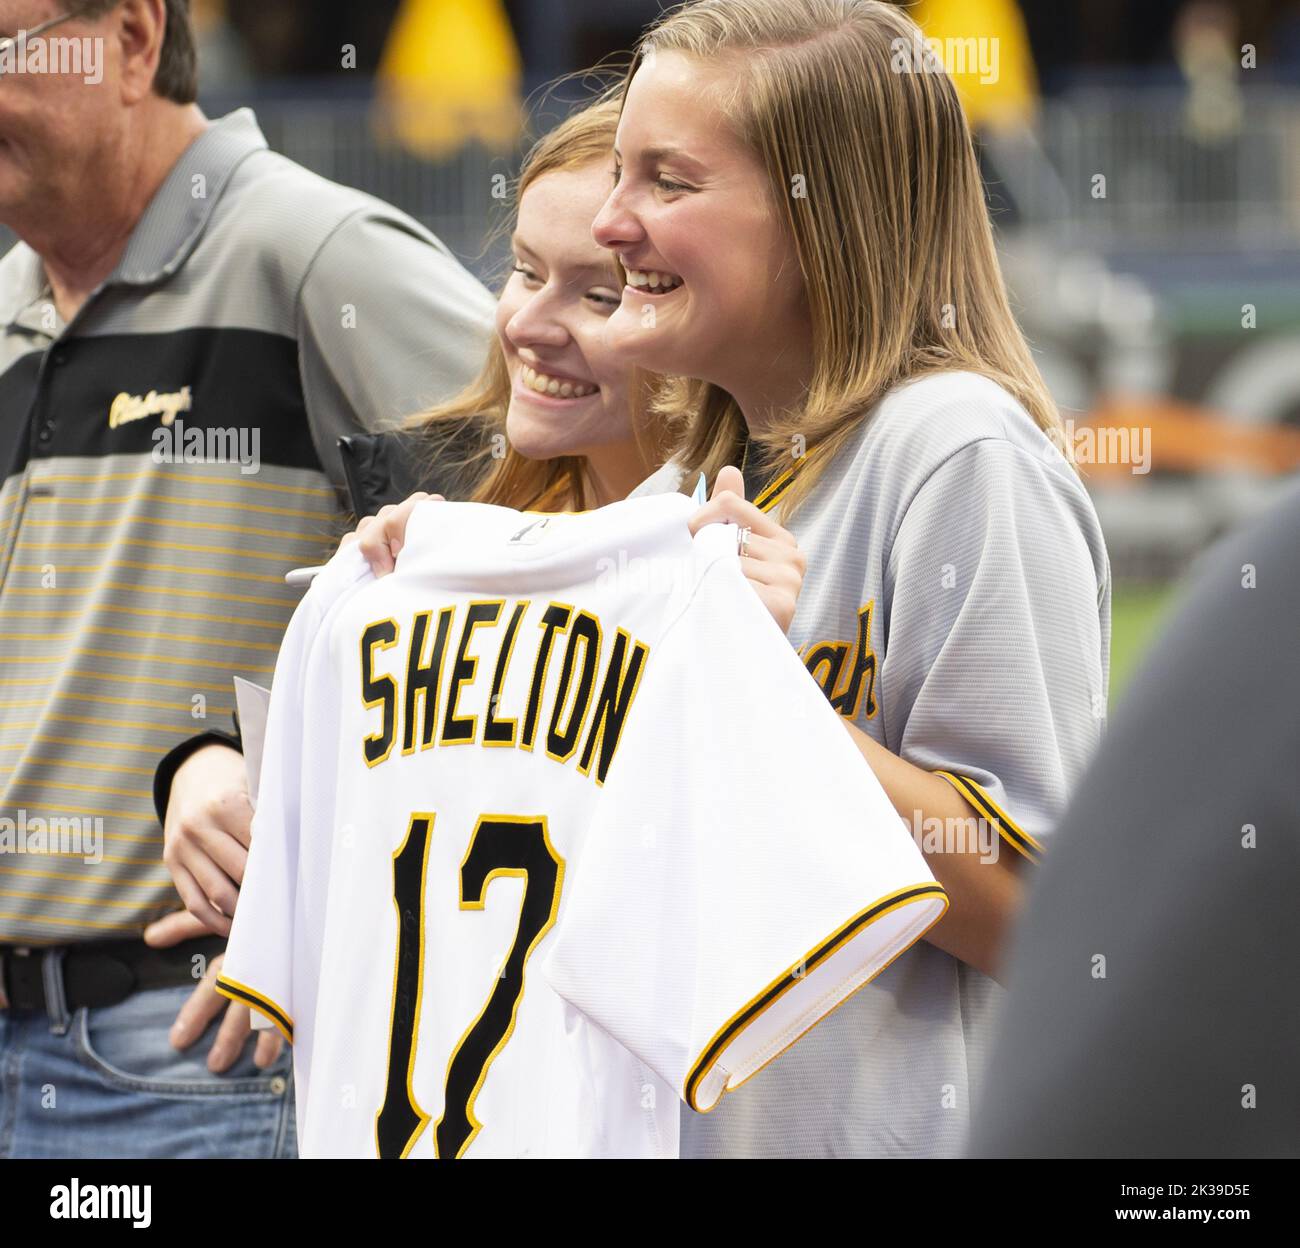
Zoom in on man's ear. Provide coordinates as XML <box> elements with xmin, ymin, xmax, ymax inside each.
<box><xmin>114</xmin><ymin>0</ymin><xmax>167</xmax><ymax>106</ymax></box>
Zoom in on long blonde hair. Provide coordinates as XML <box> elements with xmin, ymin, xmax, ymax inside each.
<box><xmin>623</xmin><ymin>0</ymin><xmax>1063</xmax><ymax>517</ymax></box>
<box><xmin>408</xmin><ymin>88</ymin><xmax>667</xmax><ymax>511</ymax></box>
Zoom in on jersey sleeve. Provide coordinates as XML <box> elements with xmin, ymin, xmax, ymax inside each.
<box><xmin>881</xmin><ymin>438</ymin><xmax>1110</xmax><ymax>863</ymax></box>
<box><xmin>540</xmin><ymin>541</ymin><xmax>948</xmax><ymax>1113</ymax></box>
<box><xmin>215</xmin><ymin>550</ymin><xmax>369</xmax><ymax>1041</ymax></box>
<box><xmin>213</xmin><ymin>597</ymin><xmax>320</xmax><ymax>1042</ymax></box>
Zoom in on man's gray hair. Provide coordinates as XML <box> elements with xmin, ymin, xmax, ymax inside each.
<box><xmin>71</xmin><ymin>0</ymin><xmax>198</xmax><ymax>105</ymax></box>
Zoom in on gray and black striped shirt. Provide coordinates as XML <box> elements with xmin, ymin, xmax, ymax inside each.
<box><xmin>0</xmin><ymin>109</ymin><xmax>495</xmax><ymax>943</ymax></box>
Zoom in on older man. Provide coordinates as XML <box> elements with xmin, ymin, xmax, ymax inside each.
<box><xmin>0</xmin><ymin>0</ymin><xmax>494</xmax><ymax>1157</ymax></box>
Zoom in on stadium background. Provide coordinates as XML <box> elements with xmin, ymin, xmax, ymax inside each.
<box><xmin>27</xmin><ymin>0</ymin><xmax>1299</xmax><ymax>701</ymax></box>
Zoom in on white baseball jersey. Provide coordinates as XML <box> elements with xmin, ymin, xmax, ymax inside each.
<box><xmin>218</xmin><ymin>491</ymin><xmax>947</xmax><ymax>1158</ymax></box>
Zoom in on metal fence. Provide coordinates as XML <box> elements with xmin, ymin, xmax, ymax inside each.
<box><xmin>217</xmin><ymin>86</ymin><xmax>1300</xmax><ymax>258</ymax></box>
<box><xmin>6</xmin><ymin>88</ymin><xmax>1294</xmax><ymax>269</ymax></box>
<box><xmin>1004</xmin><ymin>88</ymin><xmax>1300</xmax><ymax>248</ymax></box>
<box><xmin>223</xmin><ymin>97</ymin><xmax>512</xmax><ymax>280</ymax></box>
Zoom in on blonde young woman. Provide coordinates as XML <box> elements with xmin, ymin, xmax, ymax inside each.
<box><xmin>580</xmin><ymin>0</ymin><xmax>1109</xmax><ymax>1158</ymax></box>
<box><xmin>352</xmin><ymin>92</ymin><xmax>806</xmax><ymax>633</ymax></box>
<box><xmin>160</xmin><ymin>92</ymin><xmax>810</xmax><ymax>984</ymax></box>
<box><xmin>349</xmin><ymin>0</ymin><xmax>1107</xmax><ymax>1158</ymax></box>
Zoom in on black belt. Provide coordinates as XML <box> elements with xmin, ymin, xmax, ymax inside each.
<box><xmin>0</xmin><ymin>935</ymin><xmax>227</xmax><ymax>1013</ymax></box>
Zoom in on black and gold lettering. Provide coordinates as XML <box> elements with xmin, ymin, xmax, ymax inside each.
<box><xmin>483</xmin><ymin>600</ymin><xmax>529</xmax><ymax>747</ymax></box>
<box><xmin>546</xmin><ymin>610</ymin><xmax>601</xmax><ymax>764</ymax></box>
<box><xmin>375</xmin><ymin>812</ymin><xmax>435</xmax><ymax>1158</ymax></box>
<box><xmin>357</xmin><ymin>598</ymin><xmax>648</xmax><ymax>783</ymax></box>
<box><xmin>435</xmin><ymin>814</ymin><xmax>564</xmax><ymax>1159</ymax></box>
<box><xmin>402</xmin><ymin>608</ymin><xmax>453</xmax><ymax>755</ymax></box>
<box><xmin>801</xmin><ymin>602</ymin><xmax>877</xmax><ymax>721</ymax></box>
<box><xmin>521</xmin><ymin>603</ymin><xmax>572</xmax><ymax>751</ymax></box>
<box><xmin>577</xmin><ymin>628</ymin><xmax>650</xmax><ymax>785</ymax></box>
<box><xmin>361</xmin><ymin>619</ymin><xmax>400</xmax><ymax>766</ymax></box>
<box><xmin>441</xmin><ymin>601</ymin><xmax>503</xmax><ymax>746</ymax></box>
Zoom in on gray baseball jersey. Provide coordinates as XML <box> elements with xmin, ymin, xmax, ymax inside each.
<box><xmin>630</xmin><ymin>369</ymin><xmax>1112</xmax><ymax>1156</ymax></box>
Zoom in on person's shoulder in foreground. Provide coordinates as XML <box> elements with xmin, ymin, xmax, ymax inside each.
<box><xmin>970</xmin><ymin>480</ymin><xmax>1300</xmax><ymax>1159</ymax></box>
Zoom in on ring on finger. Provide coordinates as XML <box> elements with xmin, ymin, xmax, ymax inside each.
<box><xmin>737</xmin><ymin>525</ymin><xmax>753</xmax><ymax>558</ymax></box>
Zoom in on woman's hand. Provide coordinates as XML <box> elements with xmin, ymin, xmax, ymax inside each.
<box><xmin>688</xmin><ymin>465</ymin><xmax>807</xmax><ymax>634</ymax></box>
<box><xmin>340</xmin><ymin>491</ymin><xmax>443</xmax><ymax>577</ymax></box>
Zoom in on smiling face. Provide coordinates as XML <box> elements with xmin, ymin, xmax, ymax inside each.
<box><xmin>592</xmin><ymin>50</ymin><xmax>812</xmax><ymax>418</ymax></box>
<box><xmin>496</xmin><ymin>162</ymin><xmax>635</xmax><ymax>463</ymax></box>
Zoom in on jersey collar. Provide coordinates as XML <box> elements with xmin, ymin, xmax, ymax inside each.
<box><xmin>743</xmin><ymin>436</ymin><xmax>821</xmax><ymax>514</ymax></box>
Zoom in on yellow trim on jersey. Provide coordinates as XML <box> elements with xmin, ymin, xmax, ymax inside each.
<box><xmin>933</xmin><ymin>770</ymin><xmax>1043</xmax><ymax>864</ymax></box>
<box><xmin>683</xmin><ymin>881</ymin><xmax>949</xmax><ymax>1111</ymax></box>
<box><xmin>215</xmin><ymin>974</ymin><xmax>294</xmax><ymax>1044</ymax></box>
<box><xmin>753</xmin><ymin>442</ymin><xmax>824</xmax><ymax>513</ymax></box>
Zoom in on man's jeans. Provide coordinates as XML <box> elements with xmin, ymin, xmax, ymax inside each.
<box><xmin>0</xmin><ymin>982</ymin><xmax>296</xmax><ymax>1158</ymax></box>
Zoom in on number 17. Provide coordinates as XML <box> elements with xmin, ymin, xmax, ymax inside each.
<box><xmin>376</xmin><ymin>811</ymin><xmax>565</xmax><ymax>1159</ymax></box>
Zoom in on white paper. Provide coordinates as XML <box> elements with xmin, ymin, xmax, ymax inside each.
<box><xmin>232</xmin><ymin>676</ymin><xmax>272</xmax><ymax>810</ymax></box>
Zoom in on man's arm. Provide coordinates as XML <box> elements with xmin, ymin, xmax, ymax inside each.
<box><xmin>295</xmin><ymin>208</ymin><xmax>497</xmax><ymax>475</ymax></box>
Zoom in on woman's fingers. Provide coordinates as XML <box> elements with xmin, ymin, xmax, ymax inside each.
<box><xmin>357</xmin><ymin>506</ymin><xmax>399</xmax><ymax>574</ymax></box>
<box><xmin>355</xmin><ymin>492</ymin><xmax>443</xmax><ymax>577</ymax></box>
<box><xmin>688</xmin><ymin>490</ymin><xmax>797</xmax><ymax>544</ymax></box>
<box><xmin>736</xmin><ymin>534</ymin><xmax>803</xmax><ymax>586</ymax></box>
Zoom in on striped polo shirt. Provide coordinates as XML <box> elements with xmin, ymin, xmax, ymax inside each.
<box><xmin>0</xmin><ymin>109</ymin><xmax>495</xmax><ymax>944</ymax></box>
